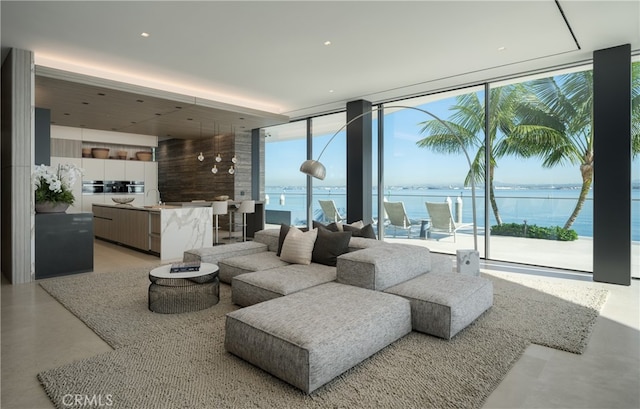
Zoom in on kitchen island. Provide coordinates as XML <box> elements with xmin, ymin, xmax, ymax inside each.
<box><xmin>92</xmin><ymin>203</ymin><xmax>212</xmax><ymax>262</ymax></box>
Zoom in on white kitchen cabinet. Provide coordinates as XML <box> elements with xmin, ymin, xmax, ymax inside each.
<box><xmin>104</xmin><ymin>160</ymin><xmax>125</xmax><ymax>181</ymax></box>
<box><xmin>125</xmin><ymin>161</ymin><xmax>145</xmax><ymax>181</ymax></box>
<box><xmin>81</xmin><ymin>158</ymin><xmax>105</xmax><ymax>181</ymax></box>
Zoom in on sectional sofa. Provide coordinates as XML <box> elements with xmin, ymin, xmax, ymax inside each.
<box><xmin>183</xmin><ymin>226</ymin><xmax>493</xmax><ymax>394</ymax></box>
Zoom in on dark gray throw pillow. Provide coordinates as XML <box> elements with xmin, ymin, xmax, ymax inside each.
<box><xmin>312</xmin><ymin>220</ymin><xmax>340</xmax><ymax>232</ymax></box>
<box><xmin>311</xmin><ymin>228</ymin><xmax>352</xmax><ymax>266</ymax></box>
<box><xmin>343</xmin><ymin>223</ymin><xmax>376</xmax><ymax>239</ymax></box>
<box><xmin>277</xmin><ymin>224</ymin><xmax>308</xmax><ymax>256</ymax></box>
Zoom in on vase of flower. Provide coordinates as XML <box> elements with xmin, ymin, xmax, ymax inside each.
<box><xmin>32</xmin><ymin>163</ymin><xmax>83</xmax><ymax>213</ymax></box>
<box><xmin>35</xmin><ymin>202</ymin><xmax>71</xmax><ymax>213</ymax></box>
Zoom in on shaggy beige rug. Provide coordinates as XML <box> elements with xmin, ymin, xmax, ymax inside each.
<box><xmin>38</xmin><ymin>268</ymin><xmax>608</xmax><ymax>408</ymax></box>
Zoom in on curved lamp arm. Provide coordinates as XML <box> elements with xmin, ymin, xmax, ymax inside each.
<box><xmin>300</xmin><ymin>104</ymin><xmax>478</xmax><ymax>250</ymax></box>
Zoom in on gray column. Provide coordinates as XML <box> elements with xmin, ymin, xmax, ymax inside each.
<box><xmin>1</xmin><ymin>48</ymin><xmax>35</xmax><ymax>284</ymax></box>
<box><xmin>346</xmin><ymin>99</ymin><xmax>373</xmax><ymax>224</ymax></box>
<box><xmin>593</xmin><ymin>44</ymin><xmax>631</xmax><ymax>285</ymax></box>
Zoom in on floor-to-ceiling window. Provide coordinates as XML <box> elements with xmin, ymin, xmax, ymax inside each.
<box><xmin>262</xmin><ymin>61</ymin><xmax>636</xmax><ymax>275</ymax></box>
<box><xmin>489</xmin><ymin>68</ymin><xmax>594</xmax><ymax>271</ymax></box>
<box><xmin>632</xmin><ymin>60</ymin><xmax>640</xmax><ymax>278</ymax></box>
<box><xmin>311</xmin><ymin>112</ymin><xmax>346</xmax><ymax>223</ymax></box>
<box><xmin>380</xmin><ymin>89</ymin><xmax>486</xmax><ymax>256</ymax></box>
<box><xmin>264</xmin><ymin>121</ymin><xmax>307</xmax><ymax>227</ymax></box>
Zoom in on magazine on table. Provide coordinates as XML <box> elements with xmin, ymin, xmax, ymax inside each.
<box><xmin>170</xmin><ymin>261</ymin><xmax>201</xmax><ymax>273</ymax></box>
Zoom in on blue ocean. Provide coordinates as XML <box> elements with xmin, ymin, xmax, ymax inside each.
<box><xmin>265</xmin><ymin>186</ymin><xmax>640</xmax><ymax>241</ymax></box>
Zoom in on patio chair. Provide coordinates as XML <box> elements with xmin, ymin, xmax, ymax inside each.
<box><xmin>383</xmin><ymin>201</ymin><xmax>414</xmax><ymax>238</ymax></box>
<box><xmin>425</xmin><ymin>201</ymin><xmax>473</xmax><ymax>242</ymax></box>
<box><xmin>318</xmin><ymin>200</ymin><xmax>345</xmax><ymax>223</ymax></box>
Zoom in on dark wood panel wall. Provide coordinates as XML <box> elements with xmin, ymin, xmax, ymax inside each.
<box><xmin>158</xmin><ymin>134</ymin><xmax>235</xmax><ymax>202</ymax></box>
<box><xmin>157</xmin><ymin>130</ymin><xmax>258</xmax><ymax>230</ymax></box>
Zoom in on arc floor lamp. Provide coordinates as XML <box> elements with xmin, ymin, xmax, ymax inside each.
<box><xmin>300</xmin><ymin>104</ymin><xmax>479</xmax><ymax>250</ymax></box>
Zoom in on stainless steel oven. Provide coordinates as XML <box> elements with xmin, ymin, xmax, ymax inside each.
<box><xmin>82</xmin><ymin>180</ymin><xmax>144</xmax><ymax>195</ymax></box>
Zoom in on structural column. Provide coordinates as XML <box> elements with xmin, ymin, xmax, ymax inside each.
<box><xmin>346</xmin><ymin>99</ymin><xmax>373</xmax><ymax>224</ymax></box>
<box><xmin>593</xmin><ymin>44</ymin><xmax>631</xmax><ymax>285</ymax></box>
<box><xmin>1</xmin><ymin>48</ymin><xmax>35</xmax><ymax>284</ymax></box>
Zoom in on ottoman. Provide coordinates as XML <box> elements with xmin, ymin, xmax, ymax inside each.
<box><xmin>225</xmin><ymin>282</ymin><xmax>411</xmax><ymax>393</ymax></box>
<box><xmin>385</xmin><ymin>272</ymin><xmax>493</xmax><ymax>339</ymax></box>
<box><xmin>337</xmin><ymin>243</ymin><xmax>432</xmax><ymax>290</ymax></box>
<box><xmin>231</xmin><ymin>263</ymin><xmax>336</xmax><ymax>307</ymax></box>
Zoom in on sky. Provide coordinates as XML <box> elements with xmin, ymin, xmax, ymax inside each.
<box><xmin>265</xmin><ymin>94</ymin><xmax>640</xmax><ymax>188</ymax></box>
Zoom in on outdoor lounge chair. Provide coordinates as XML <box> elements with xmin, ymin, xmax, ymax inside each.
<box><xmin>425</xmin><ymin>201</ymin><xmax>473</xmax><ymax>242</ymax></box>
<box><xmin>383</xmin><ymin>201</ymin><xmax>414</xmax><ymax>238</ymax></box>
<box><xmin>318</xmin><ymin>200</ymin><xmax>345</xmax><ymax>223</ymax></box>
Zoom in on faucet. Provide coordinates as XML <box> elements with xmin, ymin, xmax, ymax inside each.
<box><xmin>146</xmin><ymin>188</ymin><xmax>161</xmax><ymax>204</ymax></box>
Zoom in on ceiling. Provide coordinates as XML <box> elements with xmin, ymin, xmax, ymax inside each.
<box><xmin>2</xmin><ymin>1</ymin><xmax>639</xmax><ymax>140</ymax></box>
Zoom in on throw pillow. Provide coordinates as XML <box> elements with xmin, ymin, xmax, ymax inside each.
<box><xmin>336</xmin><ymin>220</ymin><xmax>365</xmax><ymax>231</ymax></box>
<box><xmin>343</xmin><ymin>223</ymin><xmax>377</xmax><ymax>239</ymax></box>
<box><xmin>279</xmin><ymin>226</ymin><xmax>318</xmax><ymax>265</ymax></box>
<box><xmin>277</xmin><ymin>224</ymin><xmax>308</xmax><ymax>256</ymax></box>
<box><xmin>312</xmin><ymin>228</ymin><xmax>352</xmax><ymax>266</ymax></box>
<box><xmin>312</xmin><ymin>220</ymin><xmax>339</xmax><ymax>232</ymax></box>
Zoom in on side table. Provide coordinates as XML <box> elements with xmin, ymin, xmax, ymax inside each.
<box><xmin>148</xmin><ymin>263</ymin><xmax>220</xmax><ymax>314</ymax></box>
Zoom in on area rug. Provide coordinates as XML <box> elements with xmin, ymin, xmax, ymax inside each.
<box><xmin>38</xmin><ymin>268</ymin><xmax>608</xmax><ymax>409</ymax></box>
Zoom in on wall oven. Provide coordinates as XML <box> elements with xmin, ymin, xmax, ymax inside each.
<box><xmin>82</xmin><ymin>181</ymin><xmax>145</xmax><ymax>195</ymax></box>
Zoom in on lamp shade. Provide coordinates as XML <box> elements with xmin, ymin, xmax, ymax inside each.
<box><xmin>300</xmin><ymin>159</ymin><xmax>326</xmax><ymax>180</ymax></box>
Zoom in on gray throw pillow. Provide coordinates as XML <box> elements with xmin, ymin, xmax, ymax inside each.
<box><xmin>312</xmin><ymin>228</ymin><xmax>352</xmax><ymax>266</ymax></box>
<box><xmin>343</xmin><ymin>223</ymin><xmax>376</xmax><ymax>239</ymax></box>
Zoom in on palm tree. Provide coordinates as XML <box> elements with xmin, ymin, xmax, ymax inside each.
<box><xmin>507</xmin><ymin>64</ymin><xmax>640</xmax><ymax>230</ymax></box>
<box><xmin>416</xmin><ymin>86</ymin><xmax>523</xmax><ymax>226</ymax></box>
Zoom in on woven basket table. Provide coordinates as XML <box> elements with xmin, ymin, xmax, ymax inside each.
<box><xmin>148</xmin><ymin>263</ymin><xmax>219</xmax><ymax>314</ymax></box>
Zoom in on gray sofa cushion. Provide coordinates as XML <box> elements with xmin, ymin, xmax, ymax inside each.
<box><xmin>337</xmin><ymin>243</ymin><xmax>432</xmax><ymax>291</ymax></box>
<box><xmin>225</xmin><ymin>282</ymin><xmax>411</xmax><ymax>393</ymax></box>
<box><xmin>218</xmin><ymin>252</ymin><xmax>289</xmax><ymax>284</ymax></box>
<box><xmin>384</xmin><ymin>272</ymin><xmax>493</xmax><ymax>339</ymax></box>
<box><xmin>231</xmin><ymin>263</ymin><xmax>337</xmax><ymax>306</ymax></box>
<box><xmin>183</xmin><ymin>241</ymin><xmax>267</xmax><ymax>265</ymax></box>
<box><xmin>253</xmin><ymin>229</ymin><xmax>280</xmax><ymax>252</ymax></box>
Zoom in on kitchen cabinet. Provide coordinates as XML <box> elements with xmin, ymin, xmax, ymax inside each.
<box><xmin>92</xmin><ymin>204</ymin><xmax>212</xmax><ymax>261</ymax></box>
<box><xmin>104</xmin><ymin>160</ymin><xmax>125</xmax><ymax>180</ymax></box>
<box><xmin>125</xmin><ymin>161</ymin><xmax>145</xmax><ymax>181</ymax></box>
<box><xmin>82</xmin><ymin>158</ymin><xmax>105</xmax><ymax>181</ymax></box>
<box><xmin>93</xmin><ymin>204</ymin><xmax>150</xmax><ymax>251</ymax></box>
<box><xmin>35</xmin><ymin>213</ymin><xmax>94</xmax><ymax>279</ymax></box>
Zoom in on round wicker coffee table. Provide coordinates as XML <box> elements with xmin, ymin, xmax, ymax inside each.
<box><xmin>148</xmin><ymin>263</ymin><xmax>219</xmax><ymax>314</ymax></box>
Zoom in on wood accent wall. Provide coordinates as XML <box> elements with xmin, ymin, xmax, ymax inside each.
<box><xmin>157</xmin><ymin>130</ymin><xmax>254</xmax><ymax>203</ymax></box>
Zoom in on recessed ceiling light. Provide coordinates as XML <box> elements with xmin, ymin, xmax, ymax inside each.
<box><xmin>97</xmin><ymin>93</ymin><xmax>106</xmax><ymax>96</ymax></box>
<box><xmin>324</xmin><ymin>41</ymin><xmax>331</xmax><ymax>46</ymax></box>
<box><xmin>82</xmin><ymin>101</ymin><xmax>89</xmax><ymax>105</ymax></box>
<box><xmin>498</xmin><ymin>46</ymin><xmax>506</xmax><ymax>51</ymax></box>
<box><xmin>329</xmin><ymin>90</ymin><xmax>334</xmax><ymax>93</ymax></box>
<box><xmin>136</xmin><ymin>99</ymin><xmax>144</xmax><ymax>103</ymax></box>
<box><xmin>141</xmin><ymin>32</ymin><xmax>150</xmax><ymax>38</ymax></box>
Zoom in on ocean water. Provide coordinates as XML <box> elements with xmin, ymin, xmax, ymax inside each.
<box><xmin>265</xmin><ymin>186</ymin><xmax>640</xmax><ymax>241</ymax></box>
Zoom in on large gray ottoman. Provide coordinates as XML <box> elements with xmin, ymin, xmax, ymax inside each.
<box><xmin>231</xmin><ymin>263</ymin><xmax>336</xmax><ymax>307</ymax></box>
<box><xmin>337</xmin><ymin>243</ymin><xmax>432</xmax><ymax>291</ymax></box>
<box><xmin>385</xmin><ymin>272</ymin><xmax>493</xmax><ymax>339</ymax></box>
<box><xmin>225</xmin><ymin>282</ymin><xmax>411</xmax><ymax>393</ymax></box>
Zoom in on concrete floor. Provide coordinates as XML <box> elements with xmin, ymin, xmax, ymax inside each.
<box><xmin>1</xmin><ymin>239</ymin><xmax>639</xmax><ymax>409</ymax></box>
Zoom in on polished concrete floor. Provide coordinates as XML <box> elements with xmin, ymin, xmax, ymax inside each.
<box><xmin>1</xmin><ymin>239</ymin><xmax>639</xmax><ymax>409</ymax></box>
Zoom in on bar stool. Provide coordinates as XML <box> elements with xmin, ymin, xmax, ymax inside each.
<box><xmin>212</xmin><ymin>201</ymin><xmax>228</xmax><ymax>245</ymax></box>
<box><xmin>235</xmin><ymin>200</ymin><xmax>255</xmax><ymax>242</ymax></box>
